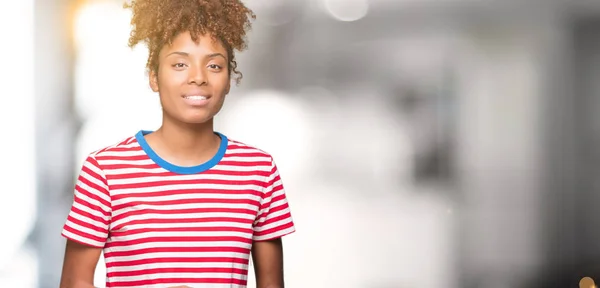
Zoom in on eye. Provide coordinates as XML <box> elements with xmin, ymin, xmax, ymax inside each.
<box><xmin>208</xmin><ymin>64</ymin><xmax>222</xmax><ymax>70</ymax></box>
<box><xmin>173</xmin><ymin>63</ymin><xmax>187</xmax><ymax>69</ymax></box>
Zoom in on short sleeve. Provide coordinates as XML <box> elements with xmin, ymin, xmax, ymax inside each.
<box><xmin>61</xmin><ymin>155</ymin><xmax>111</xmax><ymax>248</ymax></box>
<box><xmin>252</xmin><ymin>158</ymin><xmax>296</xmax><ymax>241</ymax></box>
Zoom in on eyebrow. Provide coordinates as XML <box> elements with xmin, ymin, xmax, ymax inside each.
<box><xmin>207</xmin><ymin>53</ymin><xmax>227</xmax><ymax>60</ymax></box>
<box><xmin>166</xmin><ymin>51</ymin><xmax>227</xmax><ymax>60</ymax></box>
<box><xmin>166</xmin><ymin>51</ymin><xmax>189</xmax><ymax>57</ymax></box>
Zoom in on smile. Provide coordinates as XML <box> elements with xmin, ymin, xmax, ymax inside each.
<box><xmin>182</xmin><ymin>95</ymin><xmax>210</xmax><ymax>107</ymax></box>
<box><xmin>184</xmin><ymin>95</ymin><xmax>208</xmax><ymax>100</ymax></box>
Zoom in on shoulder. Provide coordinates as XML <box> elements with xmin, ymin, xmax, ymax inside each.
<box><xmin>224</xmin><ymin>137</ymin><xmax>285</xmax><ymax>187</ymax></box>
<box><xmin>225</xmin><ymin>137</ymin><xmax>275</xmax><ymax>161</ymax></box>
<box><xmin>224</xmin><ymin>136</ymin><xmax>279</xmax><ymax>170</ymax></box>
<box><xmin>86</xmin><ymin>134</ymin><xmax>140</xmax><ymax>161</ymax></box>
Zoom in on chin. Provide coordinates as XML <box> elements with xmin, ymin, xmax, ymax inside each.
<box><xmin>164</xmin><ymin>107</ymin><xmax>218</xmax><ymax>125</ymax></box>
<box><xmin>180</xmin><ymin>112</ymin><xmax>216</xmax><ymax>124</ymax></box>
<box><xmin>179</xmin><ymin>116</ymin><xmax>213</xmax><ymax>124</ymax></box>
<box><xmin>187</xmin><ymin>119</ymin><xmax>213</xmax><ymax>124</ymax></box>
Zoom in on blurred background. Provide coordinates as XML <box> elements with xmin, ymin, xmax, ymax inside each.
<box><xmin>1</xmin><ymin>0</ymin><xmax>600</xmax><ymax>287</ymax></box>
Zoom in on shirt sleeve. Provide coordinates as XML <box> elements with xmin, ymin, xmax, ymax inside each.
<box><xmin>61</xmin><ymin>154</ymin><xmax>111</xmax><ymax>248</ymax></box>
<box><xmin>252</xmin><ymin>157</ymin><xmax>296</xmax><ymax>241</ymax></box>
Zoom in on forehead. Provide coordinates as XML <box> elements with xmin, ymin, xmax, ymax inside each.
<box><xmin>162</xmin><ymin>31</ymin><xmax>227</xmax><ymax>56</ymax></box>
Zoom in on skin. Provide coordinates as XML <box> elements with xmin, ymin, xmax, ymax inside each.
<box><xmin>59</xmin><ymin>31</ymin><xmax>285</xmax><ymax>288</ymax></box>
<box><xmin>59</xmin><ymin>240</ymin><xmax>101</xmax><ymax>288</ymax></box>
<box><xmin>252</xmin><ymin>238</ymin><xmax>285</xmax><ymax>288</ymax></box>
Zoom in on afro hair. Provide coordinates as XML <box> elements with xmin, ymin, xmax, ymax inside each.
<box><xmin>124</xmin><ymin>0</ymin><xmax>256</xmax><ymax>84</ymax></box>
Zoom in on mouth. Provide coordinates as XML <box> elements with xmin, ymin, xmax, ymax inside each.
<box><xmin>181</xmin><ymin>94</ymin><xmax>211</xmax><ymax>106</ymax></box>
<box><xmin>182</xmin><ymin>95</ymin><xmax>210</xmax><ymax>100</ymax></box>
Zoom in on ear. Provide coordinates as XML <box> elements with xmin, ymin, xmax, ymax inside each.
<box><xmin>149</xmin><ymin>69</ymin><xmax>159</xmax><ymax>92</ymax></box>
<box><xmin>225</xmin><ymin>81</ymin><xmax>231</xmax><ymax>95</ymax></box>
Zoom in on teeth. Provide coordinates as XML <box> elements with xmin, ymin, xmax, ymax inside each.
<box><xmin>185</xmin><ymin>95</ymin><xmax>207</xmax><ymax>100</ymax></box>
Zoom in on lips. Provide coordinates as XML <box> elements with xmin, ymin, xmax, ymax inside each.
<box><xmin>181</xmin><ymin>94</ymin><xmax>211</xmax><ymax>107</ymax></box>
<box><xmin>182</xmin><ymin>93</ymin><xmax>211</xmax><ymax>99</ymax></box>
<box><xmin>183</xmin><ymin>95</ymin><xmax>208</xmax><ymax>100</ymax></box>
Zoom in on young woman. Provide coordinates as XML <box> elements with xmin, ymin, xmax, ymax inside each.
<box><xmin>59</xmin><ymin>1</ymin><xmax>295</xmax><ymax>287</ymax></box>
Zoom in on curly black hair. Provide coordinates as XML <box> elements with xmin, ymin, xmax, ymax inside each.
<box><xmin>124</xmin><ymin>0</ymin><xmax>256</xmax><ymax>84</ymax></box>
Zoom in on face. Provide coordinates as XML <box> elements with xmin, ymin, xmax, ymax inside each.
<box><xmin>150</xmin><ymin>31</ymin><xmax>231</xmax><ymax>125</ymax></box>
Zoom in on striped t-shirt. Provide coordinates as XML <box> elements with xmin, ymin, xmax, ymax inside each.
<box><xmin>61</xmin><ymin>130</ymin><xmax>296</xmax><ymax>287</ymax></box>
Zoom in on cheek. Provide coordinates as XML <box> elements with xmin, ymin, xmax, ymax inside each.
<box><xmin>158</xmin><ymin>71</ymin><xmax>185</xmax><ymax>93</ymax></box>
<box><xmin>210</xmin><ymin>74</ymin><xmax>230</xmax><ymax>93</ymax></box>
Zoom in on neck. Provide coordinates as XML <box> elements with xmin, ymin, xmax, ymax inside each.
<box><xmin>152</xmin><ymin>114</ymin><xmax>221</xmax><ymax>167</ymax></box>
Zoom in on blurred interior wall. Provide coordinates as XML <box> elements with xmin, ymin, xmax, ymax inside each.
<box><xmin>571</xmin><ymin>16</ymin><xmax>600</xmax><ymax>272</ymax></box>
<box><xmin>0</xmin><ymin>0</ymin><xmax>37</xmax><ymax>286</ymax></box>
<box><xmin>32</xmin><ymin>0</ymin><xmax>77</xmax><ymax>287</ymax></box>
<box><xmin>455</xmin><ymin>5</ymin><xmax>600</xmax><ymax>286</ymax></box>
<box><xmin>453</xmin><ymin>6</ymin><xmax>561</xmax><ymax>287</ymax></box>
<box><xmin>456</xmin><ymin>32</ymin><xmax>542</xmax><ymax>288</ymax></box>
<box><xmin>540</xmin><ymin>15</ymin><xmax>600</xmax><ymax>286</ymax></box>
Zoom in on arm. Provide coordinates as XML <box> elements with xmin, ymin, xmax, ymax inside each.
<box><xmin>252</xmin><ymin>157</ymin><xmax>295</xmax><ymax>288</ymax></box>
<box><xmin>60</xmin><ymin>155</ymin><xmax>111</xmax><ymax>288</ymax></box>
<box><xmin>252</xmin><ymin>238</ymin><xmax>284</xmax><ymax>288</ymax></box>
<box><xmin>59</xmin><ymin>240</ymin><xmax>102</xmax><ymax>288</ymax></box>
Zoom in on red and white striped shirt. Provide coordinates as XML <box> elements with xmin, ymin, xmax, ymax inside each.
<box><xmin>61</xmin><ymin>130</ymin><xmax>296</xmax><ymax>287</ymax></box>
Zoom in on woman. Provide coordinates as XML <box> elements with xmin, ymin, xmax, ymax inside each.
<box><xmin>59</xmin><ymin>0</ymin><xmax>295</xmax><ymax>287</ymax></box>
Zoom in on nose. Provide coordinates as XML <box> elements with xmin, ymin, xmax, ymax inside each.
<box><xmin>188</xmin><ymin>64</ymin><xmax>207</xmax><ymax>86</ymax></box>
